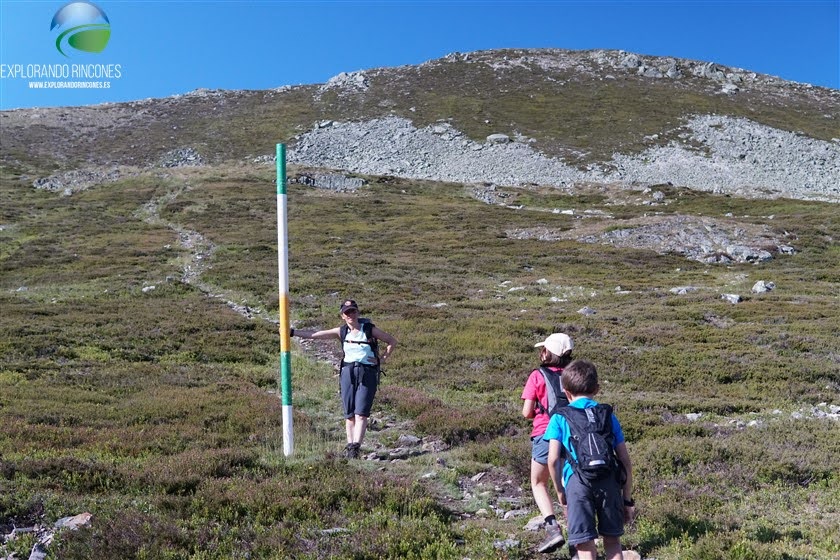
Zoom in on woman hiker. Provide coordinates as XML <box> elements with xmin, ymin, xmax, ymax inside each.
<box><xmin>291</xmin><ymin>299</ymin><xmax>397</xmax><ymax>458</ymax></box>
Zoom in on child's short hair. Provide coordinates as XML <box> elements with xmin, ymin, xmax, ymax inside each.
<box><xmin>561</xmin><ymin>359</ymin><xmax>599</xmax><ymax>395</ymax></box>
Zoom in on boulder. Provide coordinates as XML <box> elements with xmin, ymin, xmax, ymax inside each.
<box><xmin>486</xmin><ymin>133</ymin><xmax>510</xmax><ymax>144</ymax></box>
<box><xmin>751</xmin><ymin>280</ymin><xmax>776</xmax><ymax>293</ymax></box>
<box><xmin>670</xmin><ymin>286</ymin><xmax>698</xmax><ymax>295</ymax></box>
<box><xmin>721</xmin><ymin>293</ymin><xmax>742</xmax><ymax>304</ymax></box>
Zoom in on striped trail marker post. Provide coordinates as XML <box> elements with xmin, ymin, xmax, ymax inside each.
<box><xmin>276</xmin><ymin>143</ymin><xmax>293</xmax><ymax>456</ymax></box>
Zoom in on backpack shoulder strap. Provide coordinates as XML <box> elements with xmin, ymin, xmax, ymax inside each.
<box><xmin>338</xmin><ymin>324</ymin><xmax>348</xmax><ymax>366</ymax></box>
<box><xmin>597</xmin><ymin>403</ymin><xmax>614</xmax><ymax>418</ymax></box>
<box><xmin>361</xmin><ymin>319</ymin><xmax>375</xmax><ymax>338</ymax></box>
<box><xmin>537</xmin><ymin>366</ymin><xmax>558</xmax><ymax>415</ymax></box>
<box><xmin>592</xmin><ymin>404</ymin><xmax>614</xmax><ymax>432</ymax></box>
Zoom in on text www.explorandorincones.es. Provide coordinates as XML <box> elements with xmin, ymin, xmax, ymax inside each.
<box><xmin>29</xmin><ymin>81</ymin><xmax>111</xmax><ymax>89</ymax></box>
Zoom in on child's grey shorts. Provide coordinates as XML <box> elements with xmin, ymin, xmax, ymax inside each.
<box><xmin>565</xmin><ymin>473</ymin><xmax>624</xmax><ymax>546</ymax></box>
<box><xmin>531</xmin><ymin>435</ymin><xmax>550</xmax><ymax>464</ymax></box>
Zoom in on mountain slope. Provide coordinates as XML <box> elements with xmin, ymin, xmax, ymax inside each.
<box><xmin>2</xmin><ymin>48</ymin><xmax>840</xmax><ymax>560</ymax></box>
<box><xmin>2</xmin><ymin>49</ymin><xmax>838</xmax><ymax>194</ymax></box>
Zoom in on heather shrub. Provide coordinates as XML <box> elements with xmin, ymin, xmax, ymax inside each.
<box><xmin>2</xmin><ymin>164</ymin><xmax>838</xmax><ymax>559</ymax></box>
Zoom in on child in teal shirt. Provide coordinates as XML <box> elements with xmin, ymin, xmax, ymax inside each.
<box><xmin>544</xmin><ymin>360</ymin><xmax>635</xmax><ymax>560</ymax></box>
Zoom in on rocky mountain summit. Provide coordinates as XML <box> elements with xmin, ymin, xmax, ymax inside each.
<box><xmin>3</xmin><ymin>48</ymin><xmax>837</xmax><ymax>187</ymax></box>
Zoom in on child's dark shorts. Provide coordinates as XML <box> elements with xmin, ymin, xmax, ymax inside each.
<box><xmin>339</xmin><ymin>362</ymin><xmax>379</xmax><ymax>418</ymax></box>
<box><xmin>565</xmin><ymin>473</ymin><xmax>624</xmax><ymax>546</ymax></box>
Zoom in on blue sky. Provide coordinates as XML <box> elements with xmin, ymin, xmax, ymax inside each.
<box><xmin>0</xmin><ymin>0</ymin><xmax>838</xmax><ymax>110</ymax></box>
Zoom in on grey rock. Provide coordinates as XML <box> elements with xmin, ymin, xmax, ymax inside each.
<box><xmin>670</xmin><ymin>286</ymin><xmax>698</xmax><ymax>295</ymax></box>
<box><xmin>638</xmin><ymin>65</ymin><xmax>664</xmax><ymax>78</ymax></box>
<box><xmin>320</xmin><ymin>527</ymin><xmax>350</xmax><ymax>535</ymax></box>
<box><xmin>158</xmin><ymin>147</ymin><xmax>204</xmax><ymax>168</ymax></box>
<box><xmin>319</xmin><ymin>71</ymin><xmax>369</xmax><ymax>94</ymax></box>
<box><xmin>751</xmin><ymin>280</ymin><xmax>776</xmax><ymax>293</ymax></box>
<box><xmin>525</xmin><ymin>515</ymin><xmax>545</xmax><ymax>531</ymax></box>
<box><xmin>33</xmin><ymin>167</ymin><xmax>124</xmax><ymax>196</ymax></box>
<box><xmin>493</xmin><ymin>538</ymin><xmax>520</xmax><ymax>550</ymax></box>
<box><xmin>423</xmin><ymin>439</ymin><xmax>450</xmax><ymax>453</ymax></box>
<box><xmin>397</xmin><ymin>434</ymin><xmax>422</xmax><ymax>447</ymax></box>
<box><xmin>388</xmin><ymin>447</ymin><xmax>411</xmax><ymax>460</ymax></box>
<box><xmin>503</xmin><ymin>508</ymin><xmax>530</xmax><ymax>520</ymax></box>
<box><xmin>29</xmin><ymin>543</ymin><xmax>49</xmax><ymax>560</ymax></box>
<box><xmin>294</xmin><ymin>172</ymin><xmax>365</xmax><ymax>192</ymax></box>
<box><xmin>578</xmin><ymin>306</ymin><xmax>597</xmax><ymax>316</ymax></box>
<box><xmin>721</xmin><ymin>293</ymin><xmax>742</xmax><ymax>304</ymax></box>
<box><xmin>619</xmin><ymin>53</ymin><xmax>641</xmax><ymax>68</ymax></box>
<box><xmin>726</xmin><ymin>245</ymin><xmax>772</xmax><ymax>263</ymax></box>
<box><xmin>486</xmin><ymin>133</ymin><xmax>510</xmax><ymax>144</ymax></box>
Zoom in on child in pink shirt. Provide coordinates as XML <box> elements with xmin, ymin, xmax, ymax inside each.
<box><xmin>521</xmin><ymin>332</ymin><xmax>574</xmax><ymax>554</ymax></box>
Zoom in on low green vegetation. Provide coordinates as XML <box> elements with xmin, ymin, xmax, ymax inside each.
<box><xmin>1</xmin><ymin>164</ymin><xmax>838</xmax><ymax>559</ymax></box>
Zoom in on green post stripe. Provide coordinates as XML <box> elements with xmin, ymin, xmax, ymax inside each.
<box><xmin>280</xmin><ymin>352</ymin><xmax>293</xmax><ymax>405</ymax></box>
<box><xmin>276</xmin><ymin>144</ymin><xmax>286</xmax><ymax>195</ymax></box>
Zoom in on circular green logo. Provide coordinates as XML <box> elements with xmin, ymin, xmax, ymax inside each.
<box><xmin>50</xmin><ymin>1</ymin><xmax>111</xmax><ymax>57</ymax></box>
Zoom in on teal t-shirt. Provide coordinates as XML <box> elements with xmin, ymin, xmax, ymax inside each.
<box><xmin>543</xmin><ymin>397</ymin><xmax>625</xmax><ymax>487</ymax></box>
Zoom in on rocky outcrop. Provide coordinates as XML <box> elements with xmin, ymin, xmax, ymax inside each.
<box><xmin>507</xmin><ymin>215</ymin><xmax>795</xmax><ymax>264</ymax></box>
<box><xmin>289</xmin><ymin>117</ymin><xmax>599</xmax><ymax>188</ymax></box>
<box><xmin>317</xmin><ymin>70</ymin><xmax>370</xmax><ymax>96</ymax></box>
<box><xmin>158</xmin><ymin>147</ymin><xmax>204</xmax><ymax>168</ymax></box>
<box><xmin>292</xmin><ymin>172</ymin><xmax>366</xmax><ymax>192</ymax></box>
<box><xmin>288</xmin><ymin>115</ymin><xmax>840</xmax><ymax>203</ymax></box>
<box><xmin>610</xmin><ymin>115</ymin><xmax>840</xmax><ymax>201</ymax></box>
<box><xmin>32</xmin><ymin>167</ymin><xmax>126</xmax><ymax>196</ymax></box>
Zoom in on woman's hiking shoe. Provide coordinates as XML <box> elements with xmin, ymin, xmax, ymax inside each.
<box><xmin>342</xmin><ymin>443</ymin><xmax>361</xmax><ymax>459</ymax></box>
<box><xmin>537</xmin><ymin>523</ymin><xmax>565</xmax><ymax>553</ymax></box>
